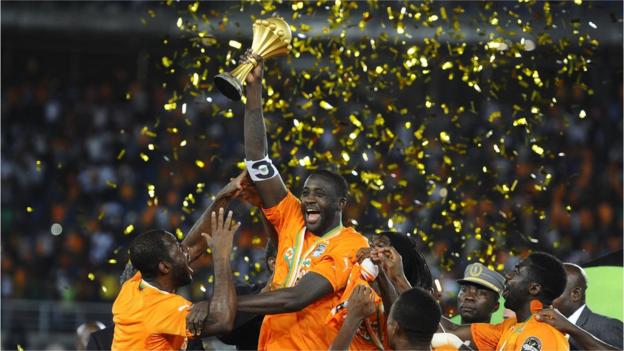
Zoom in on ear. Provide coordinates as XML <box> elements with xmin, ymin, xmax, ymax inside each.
<box><xmin>386</xmin><ymin>318</ymin><xmax>398</xmax><ymax>340</ymax></box>
<box><xmin>267</xmin><ymin>257</ymin><xmax>276</xmax><ymax>272</ymax></box>
<box><xmin>338</xmin><ymin>196</ymin><xmax>347</xmax><ymax>209</ymax></box>
<box><xmin>158</xmin><ymin>261</ymin><xmax>171</xmax><ymax>275</ymax></box>
<box><xmin>528</xmin><ymin>282</ymin><xmax>542</xmax><ymax>297</ymax></box>
<box><xmin>571</xmin><ymin>287</ymin><xmax>583</xmax><ymax>302</ymax></box>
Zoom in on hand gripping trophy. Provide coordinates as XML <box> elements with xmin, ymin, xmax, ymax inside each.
<box><xmin>214</xmin><ymin>17</ymin><xmax>292</xmax><ymax>101</ymax></box>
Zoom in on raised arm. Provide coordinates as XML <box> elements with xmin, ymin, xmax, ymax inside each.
<box><xmin>236</xmin><ymin>271</ymin><xmax>333</xmax><ymax>314</ymax></box>
<box><xmin>536</xmin><ymin>308</ymin><xmax>620</xmax><ymax>351</ymax></box>
<box><xmin>182</xmin><ymin>171</ymin><xmax>246</xmax><ymax>263</ymax></box>
<box><xmin>439</xmin><ymin>317</ymin><xmax>474</xmax><ymax>343</ymax></box>
<box><xmin>186</xmin><ymin>208</ymin><xmax>240</xmax><ymax>337</ymax></box>
<box><xmin>242</xmin><ymin>52</ymin><xmax>288</xmax><ymax>208</ymax></box>
<box><xmin>329</xmin><ymin>285</ymin><xmax>377</xmax><ymax>351</ymax></box>
<box><xmin>372</xmin><ymin>247</ymin><xmax>412</xmax><ymax>294</ymax></box>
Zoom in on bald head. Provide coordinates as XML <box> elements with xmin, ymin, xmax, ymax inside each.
<box><xmin>564</xmin><ymin>263</ymin><xmax>587</xmax><ymax>290</ymax></box>
<box><xmin>553</xmin><ymin>263</ymin><xmax>588</xmax><ymax>317</ymax></box>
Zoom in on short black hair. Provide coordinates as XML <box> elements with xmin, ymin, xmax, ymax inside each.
<box><xmin>129</xmin><ymin>230</ymin><xmax>174</xmax><ymax>279</ymax></box>
<box><xmin>392</xmin><ymin>288</ymin><xmax>441</xmax><ymax>344</ymax></box>
<box><xmin>525</xmin><ymin>252</ymin><xmax>567</xmax><ymax>303</ymax></box>
<box><xmin>307</xmin><ymin>170</ymin><xmax>349</xmax><ymax>198</ymax></box>
<box><xmin>379</xmin><ymin>231</ymin><xmax>433</xmax><ymax>290</ymax></box>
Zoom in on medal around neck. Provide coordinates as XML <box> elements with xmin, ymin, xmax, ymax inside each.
<box><xmin>214</xmin><ymin>17</ymin><xmax>292</xmax><ymax>101</ymax></box>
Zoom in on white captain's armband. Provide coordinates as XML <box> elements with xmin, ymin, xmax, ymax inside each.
<box><xmin>245</xmin><ymin>156</ymin><xmax>279</xmax><ymax>182</ymax></box>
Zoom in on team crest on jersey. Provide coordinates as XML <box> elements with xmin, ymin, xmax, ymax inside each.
<box><xmin>521</xmin><ymin>337</ymin><xmax>541</xmax><ymax>351</ymax></box>
<box><xmin>312</xmin><ymin>243</ymin><xmax>327</xmax><ymax>257</ymax></box>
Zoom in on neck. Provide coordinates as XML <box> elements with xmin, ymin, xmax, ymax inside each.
<box><xmin>393</xmin><ymin>339</ymin><xmax>431</xmax><ymax>351</ymax></box>
<box><xmin>316</xmin><ymin>216</ymin><xmax>343</xmax><ymax>236</ymax></box>
<box><xmin>515</xmin><ymin>303</ymin><xmax>532</xmax><ymax>322</ymax></box>
<box><xmin>143</xmin><ymin>277</ymin><xmax>175</xmax><ymax>293</ymax></box>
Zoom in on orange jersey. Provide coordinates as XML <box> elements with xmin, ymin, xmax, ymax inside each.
<box><xmin>112</xmin><ymin>272</ymin><xmax>192</xmax><ymax>351</ymax></box>
<box><xmin>260</xmin><ymin>191</ymin><xmax>369</xmax><ymax>350</ymax></box>
<box><xmin>328</xmin><ymin>263</ymin><xmax>390</xmax><ymax>351</ymax></box>
<box><xmin>471</xmin><ymin>315</ymin><xmax>569</xmax><ymax>351</ymax></box>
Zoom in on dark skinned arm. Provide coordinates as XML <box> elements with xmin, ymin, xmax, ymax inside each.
<box><xmin>259</xmin><ymin>211</ymin><xmax>278</xmax><ymax>249</ymax></box>
<box><xmin>371</xmin><ymin>247</ymin><xmax>412</xmax><ymax>294</ymax></box>
<box><xmin>182</xmin><ymin>171</ymin><xmax>248</xmax><ymax>263</ymax></box>
<box><xmin>536</xmin><ymin>308</ymin><xmax>619</xmax><ymax>351</ymax></box>
<box><xmin>186</xmin><ymin>209</ymin><xmax>240</xmax><ymax>337</ymax></box>
<box><xmin>237</xmin><ymin>271</ymin><xmax>333</xmax><ymax>314</ymax></box>
<box><xmin>375</xmin><ymin>267</ymin><xmax>399</xmax><ymax>313</ymax></box>
<box><xmin>242</xmin><ymin>51</ymin><xmax>288</xmax><ymax>208</ymax></box>
<box><xmin>330</xmin><ymin>285</ymin><xmax>376</xmax><ymax>351</ymax></box>
<box><xmin>439</xmin><ymin>317</ymin><xmax>474</xmax><ymax>344</ymax></box>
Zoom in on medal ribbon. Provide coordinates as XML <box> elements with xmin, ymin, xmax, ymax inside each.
<box><xmin>283</xmin><ymin>224</ymin><xmax>344</xmax><ymax>287</ymax></box>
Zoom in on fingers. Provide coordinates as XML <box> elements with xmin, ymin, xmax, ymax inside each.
<box><xmin>210</xmin><ymin>210</ymin><xmax>217</xmax><ymax>237</ymax></box>
<box><xmin>218</xmin><ymin>207</ymin><xmax>225</xmax><ymax>231</ymax></box>
<box><xmin>224</xmin><ymin>209</ymin><xmax>234</xmax><ymax>230</ymax></box>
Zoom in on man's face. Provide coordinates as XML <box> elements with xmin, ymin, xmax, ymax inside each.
<box><xmin>370</xmin><ymin>234</ymin><xmax>391</xmax><ymax>249</ymax></box>
<box><xmin>457</xmin><ymin>283</ymin><xmax>499</xmax><ymax>323</ymax></box>
<box><xmin>300</xmin><ymin>175</ymin><xmax>343</xmax><ymax>234</ymax></box>
<box><xmin>164</xmin><ymin>234</ymin><xmax>193</xmax><ymax>288</ymax></box>
<box><xmin>502</xmin><ymin>261</ymin><xmax>532</xmax><ymax>311</ymax></box>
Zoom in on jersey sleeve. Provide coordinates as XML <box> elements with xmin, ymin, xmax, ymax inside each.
<box><xmin>262</xmin><ymin>191</ymin><xmax>302</xmax><ymax>235</ymax></box>
<box><xmin>149</xmin><ymin>295</ymin><xmax>192</xmax><ymax>336</ymax></box>
<box><xmin>471</xmin><ymin>320</ymin><xmax>510</xmax><ymax>351</ymax></box>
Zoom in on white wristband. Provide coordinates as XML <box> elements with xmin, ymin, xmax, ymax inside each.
<box><xmin>245</xmin><ymin>156</ymin><xmax>279</xmax><ymax>182</ymax></box>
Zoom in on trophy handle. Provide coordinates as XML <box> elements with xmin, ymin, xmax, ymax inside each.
<box><xmin>214</xmin><ymin>72</ymin><xmax>244</xmax><ymax>101</ymax></box>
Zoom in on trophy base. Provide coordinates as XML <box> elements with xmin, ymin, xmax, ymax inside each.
<box><xmin>214</xmin><ymin>73</ymin><xmax>243</xmax><ymax>101</ymax></box>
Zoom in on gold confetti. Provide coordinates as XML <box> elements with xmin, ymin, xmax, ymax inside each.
<box><xmin>88</xmin><ymin>273</ymin><xmax>95</xmax><ymax>281</ymax></box>
<box><xmin>108</xmin><ymin>259</ymin><xmax>117</xmax><ymax>264</ymax></box>
<box><xmin>26</xmin><ymin>206</ymin><xmax>33</xmax><ymax>213</ymax></box>
<box><xmin>124</xmin><ymin>224</ymin><xmax>135</xmax><ymax>235</ymax></box>
<box><xmin>195</xmin><ymin>160</ymin><xmax>205</xmax><ymax>168</ymax></box>
<box><xmin>439</xmin><ymin>131</ymin><xmax>451</xmax><ymax>143</ymax></box>
<box><xmin>531</xmin><ymin>144</ymin><xmax>544</xmax><ymax>156</ymax></box>
<box><xmin>228</xmin><ymin>40</ymin><xmax>242</xmax><ymax>49</ymax></box>
<box><xmin>319</xmin><ymin>101</ymin><xmax>335</xmax><ymax>110</ymax></box>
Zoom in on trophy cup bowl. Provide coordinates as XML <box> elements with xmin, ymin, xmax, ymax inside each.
<box><xmin>214</xmin><ymin>17</ymin><xmax>292</xmax><ymax>101</ymax></box>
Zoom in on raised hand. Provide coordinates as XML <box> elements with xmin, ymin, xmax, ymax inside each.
<box><xmin>186</xmin><ymin>301</ymin><xmax>210</xmax><ymax>336</ymax></box>
<box><xmin>371</xmin><ymin>246</ymin><xmax>404</xmax><ymax>281</ymax></box>
<box><xmin>203</xmin><ymin>208</ymin><xmax>240</xmax><ymax>260</ymax></box>
<box><xmin>535</xmin><ymin>307</ymin><xmax>575</xmax><ymax>334</ymax></box>
<box><xmin>240</xmin><ymin>49</ymin><xmax>264</xmax><ymax>85</ymax></box>
<box><xmin>347</xmin><ymin>285</ymin><xmax>377</xmax><ymax>321</ymax></box>
<box><xmin>237</xmin><ymin>170</ymin><xmax>263</xmax><ymax>208</ymax></box>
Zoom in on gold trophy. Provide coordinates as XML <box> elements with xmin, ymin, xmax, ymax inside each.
<box><xmin>214</xmin><ymin>17</ymin><xmax>292</xmax><ymax>101</ymax></box>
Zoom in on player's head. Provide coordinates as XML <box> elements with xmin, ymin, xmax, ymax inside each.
<box><xmin>503</xmin><ymin>252</ymin><xmax>566</xmax><ymax>311</ymax></box>
<box><xmin>387</xmin><ymin>287</ymin><xmax>441</xmax><ymax>349</ymax></box>
<box><xmin>300</xmin><ymin>170</ymin><xmax>348</xmax><ymax>234</ymax></box>
<box><xmin>370</xmin><ymin>231</ymin><xmax>433</xmax><ymax>290</ymax></box>
<box><xmin>129</xmin><ymin>229</ymin><xmax>193</xmax><ymax>288</ymax></box>
<box><xmin>456</xmin><ymin>263</ymin><xmax>504</xmax><ymax>324</ymax></box>
<box><xmin>553</xmin><ymin>263</ymin><xmax>588</xmax><ymax>317</ymax></box>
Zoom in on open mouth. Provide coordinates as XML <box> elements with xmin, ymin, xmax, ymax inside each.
<box><xmin>305</xmin><ymin>209</ymin><xmax>321</xmax><ymax>224</ymax></box>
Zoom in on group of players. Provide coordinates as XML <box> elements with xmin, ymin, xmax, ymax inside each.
<box><xmin>105</xmin><ymin>53</ymin><xmax>622</xmax><ymax>350</ymax></box>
